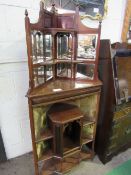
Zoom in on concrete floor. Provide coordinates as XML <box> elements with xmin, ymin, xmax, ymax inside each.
<box><xmin>0</xmin><ymin>148</ymin><xmax>131</xmax><ymax>175</ymax></box>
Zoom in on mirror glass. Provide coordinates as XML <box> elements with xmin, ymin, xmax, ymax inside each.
<box><xmin>43</xmin><ymin>34</ymin><xmax>52</xmax><ymax>60</ymax></box>
<box><xmin>45</xmin><ymin>0</ymin><xmax>107</xmax><ymax>20</ymax></box>
<box><xmin>57</xmin><ymin>63</ymin><xmax>72</xmax><ymax>78</ymax></box>
<box><xmin>76</xmin><ymin>63</ymin><xmax>95</xmax><ymax>79</ymax></box>
<box><xmin>45</xmin><ymin>0</ymin><xmax>107</xmax><ymax>21</ymax></box>
<box><xmin>33</xmin><ymin>65</ymin><xmax>53</xmax><ymax>87</ymax></box>
<box><xmin>77</xmin><ymin>34</ymin><xmax>98</xmax><ymax>60</ymax></box>
<box><xmin>57</xmin><ymin>33</ymin><xmax>72</xmax><ymax>60</ymax></box>
<box><xmin>31</xmin><ymin>31</ymin><xmax>52</xmax><ymax>64</ymax></box>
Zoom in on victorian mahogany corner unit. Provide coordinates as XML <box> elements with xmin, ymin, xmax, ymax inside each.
<box><xmin>25</xmin><ymin>1</ymin><xmax>102</xmax><ymax>175</ymax></box>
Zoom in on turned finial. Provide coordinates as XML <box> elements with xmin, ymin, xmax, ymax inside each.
<box><xmin>25</xmin><ymin>9</ymin><xmax>28</xmax><ymax>17</ymax></box>
<box><xmin>51</xmin><ymin>3</ymin><xmax>57</xmax><ymax>13</ymax></box>
<box><xmin>40</xmin><ymin>0</ymin><xmax>45</xmax><ymax>10</ymax></box>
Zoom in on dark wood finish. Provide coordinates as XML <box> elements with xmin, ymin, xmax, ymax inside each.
<box><xmin>96</xmin><ymin>40</ymin><xmax>131</xmax><ymax>163</ymax></box>
<box><xmin>25</xmin><ymin>1</ymin><xmax>102</xmax><ymax>174</ymax></box>
<box><xmin>25</xmin><ymin>1</ymin><xmax>101</xmax><ymax>90</ymax></box>
<box><xmin>49</xmin><ymin>104</ymin><xmax>83</xmax><ymax>124</ymax></box>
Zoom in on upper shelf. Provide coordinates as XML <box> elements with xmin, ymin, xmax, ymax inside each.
<box><xmin>25</xmin><ymin>2</ymin><xmax>101</xmax><ymax>33</ymax></box>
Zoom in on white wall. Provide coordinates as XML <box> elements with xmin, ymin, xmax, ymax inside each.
<box><xmin>101</xmin><ymin>0</ymin><xmax>127</xmax><ymax>43</ymax></box>
<box><xmin>0</xmin><ymin>0</ymin><xmax>126</xmax><ymax>159</ymax></box>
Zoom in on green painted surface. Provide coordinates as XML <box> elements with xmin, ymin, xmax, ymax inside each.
<box><xmin>106</xmin><ymin>159</ymin><xmax>131</xmax><ymax>175</ymax></box>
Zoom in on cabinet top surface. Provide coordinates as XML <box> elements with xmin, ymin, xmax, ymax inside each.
<box><xmin>27</xmin><ymin>79</ymin><xmax>102</xmax><ymax>98</ymax></box>
<box><xmin>48</xmin><ymin>103</ymin><xmax>84</xmax><ymax>124</ymax></box>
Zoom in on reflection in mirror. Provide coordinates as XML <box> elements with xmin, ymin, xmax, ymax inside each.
<box><xmin>77</xmin><ymin>34</ymin><xmax>98</xmax><ymax>60</ymax></box>
<box><xmin>45</xmin><ymin>0</ymin><xmax>108</xmax><ymax>20</ymax></box>
<box><xmin>33</xmin><ymin>65</ymin><xmax>53</xmax><ymax>87</ymax></box>
<box><xmin>57</xmin><ymin>33</ymin><xmax>72</xmax><ymax>60</ymax></box>
<box><xmin>57</xmin><ymin>63</ymin><xmax>72</xmax><ymax>78</ymax></box>
<box><xmin>73</xmin><ymin>0</ymin><xmax>108</xmax><ymax>20</ymax></box>
<box><xmin>46</xmin><ymin>65</ymin><xmax>53</xmax><ymax>81</ymax></box>
<box><xmin>76</xmin><ymin>63</ymin><xmax>95</xmax><ymax>79</ymax></box>
<box><xmin>31</xmin><ymin>31</ymin><xmax>52</xmax><ymax>64</ymax></box>
<box><xmin>44</xmin><ymin>35</ymin><xmax>52</xmax><ymax>60</ymax></box>
<box><xmin>33</xmin><ymin>66</ymin><xmax>45</xmax><ymax>87</ymax></box>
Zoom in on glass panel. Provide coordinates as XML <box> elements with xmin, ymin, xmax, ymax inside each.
<box><xmin>57</xmin><ymin>63</ymin><xmax>72</xmax><ymax>78</ymax></box>
<box><xmin>76</xmin><ymin>63</ymin><xmax>95</xmax><ymax>80</ymax></box>
<box><xmin>33</xmin><ymin>65</ymin><xmax>53</xmax><ymax>87</ymax></box>
<box><xmin>46</xmin><ymin>65</ymin><xmax>53</xmax><ymax>81</ymax></box>
<box><xmin>44</xmin><ymin>34</ymin><xmax>52</xmax><ymax>60</ymax></box>
<box><xmin>57</xmin><ymin>33</ymin><xmax>72</xmax><ymax>60</ymax></box>
<box><xmin>31</xmin><ymin>31</ymin><xmax>52</xmax><ymax>64</ymax></box>
<box><xmin>77</xmin><ymin>34</ymin><xmax>98</xmax><ymax>60</ymax></box>
<box><xmin>33</xmin><ymin>66</ymin><xmax>45</xmax><ymax>87</ymax></box>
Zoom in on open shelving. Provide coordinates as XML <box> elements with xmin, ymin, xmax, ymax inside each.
<box><xmin>25</xmin><ymin>1</ymin><xmax>102</xmax><ymax>175</ymax></box>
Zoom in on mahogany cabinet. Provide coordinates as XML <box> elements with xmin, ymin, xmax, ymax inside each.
<box><xmin>95</xmin><ymin>40</ymin><xmax>131</xmax><ymax>163</ymax></box>
<box><xmin>25</xmin><ymin>1</ymin><xmax>102</xmax><ymax>174</ymax></box>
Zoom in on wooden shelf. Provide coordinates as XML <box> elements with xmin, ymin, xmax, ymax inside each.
<box><xmin>33</xmin><ymin>59</ymin><xmax>95</xmax><ymax>68</ymax></box>
<box><xmin>83</xmin><ymin>119</ymin><xmax>95</xmax><ymax>126</ymax></box>
<box><xmin>33</xmin><ymin>59</ymin><xmax>86</xmax><ymax>68</ymax></box>
<box><xmin>38</xmin><ymin>149</ymin><xmax>54</xmax><ymax>163</ymax></box>
<box><xmin>82</xmin><ymin>138</ymin><xmax>93</xmax><ymax>145</ymax></box>
<box><xmin>80</xmin><ymin>150</ymin><xmax>94</xmax><ymax>160</ymax></box>
<box><xmin>40</xmin><ymin>150</ymin><xmax>94</xmax><ymax>174</ymax></box>
<box><xmin>40</xmin><ymin>159</ymin><xmax>56</xmax><ymax>175</ymax></box>
<box><xmin>83</xmin><ymin>115</ymin><xmax>96</xmax><ymax>123</ymax></box>
<box><xmin>36</xmin><ymin>129</ymin><xmax>53</xmax><ymax>143</ymax></box>
<box><xmin>49</xmin><ymin>104</ymin><xmax>84</xmax><ymax>124</ymax></box>
<box><xmin>63</xmin><ymin>136</ymin><xmax>80</xmax><ymax>155</ymax></box>
<box><xmin>64</xmin><ymin>146</ymin><xmax>80</xmax><ymax>156</ymax></box>
<box><xmin>43</xmin><ymin>27</ymin><xmax>77</xmax><ymax>33</ymax></box>
<box><xmin>40</xmin><ymin>150</ymin><xmax>93</xmax><ymax>175</ymax></box>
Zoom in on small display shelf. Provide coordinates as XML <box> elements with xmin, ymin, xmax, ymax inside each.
<box><xmin>35</xmin><ymin>129</ymin><xmax>53</xmax><ymax>143</ymax></box>
<box><xmin>48</xmin><ymin>103</ymin><xmax>83</xmax><ymax>158</ymax></box>
<box><xmin>82</xmin><ymin>138</ymin><xmax>94</xmax><ymax>146</ymax></box>
<box><xmin>83</xmin><ymin>117</ymin><xmax>95</xmax><ymax>126</ymax></box>
<box><xmin>36</xmin><ymin>139</ymin><xmax>53</xmax><ymax>162</ymax></box>
<box><xmin>38</xmin><ymin>149</ymin><xmax>53</xmax><ymax>163</ymax></box>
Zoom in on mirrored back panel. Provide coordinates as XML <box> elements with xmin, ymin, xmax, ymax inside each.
<box><xmin>33</xmin><ymin>65</ymin><xmax>53</xmax><ymax>87</ymax></box>
<box><xmin>77</xmin><ymin>34</ymin><xmax>98</xmax><ymax>60</ymax></box>
<box><xmin>76</xmin><ymin>63</ymin><xmax>95</xmax><ymax>80</ymax></box>
<box><xmin>31</xmin><ymin>31</ymin><xmax>52</xmax><ymax>64</ymax></box>
<box><xmin>57</xmin><ymin>63</ymin><xmax>72</xmax><ymax>78</ymax></box>
<box><xmin>57</xmin><ymin>32</ymin><xmax>73</xmax><ymax>60</ymax></box>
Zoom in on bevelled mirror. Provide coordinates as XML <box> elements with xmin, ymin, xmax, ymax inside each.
<box><xmin>57</xmin><ymin>63</ymin><xmax>72</xmax><ymax>78</ymax></box>
<box><xmin>45</xmin><ymin>0</ymin><xmax>108</xmax><ymax>20</ymax></box>
<box><xmin>76</xmin><ymin>63</ymin><xmax>95</xmax><ymax>80</ymax></box>
<box><xmin>77</xmin><ymin>34</ymin><xmax>98</xmax><ymax>60</ymax></box>
<box><xmin>31</xmin><ymin>32</ymin><xmax>52</xmax><ymax>64</ymax></box>
<box><xmin>33</xmin><ymin>65</ymin><xmax>53</xmax><ymax>87</ymax></box>
<box><xmin>57</xmin><ymin>32</ymin><xmax>73</xmax><ymax>60</ymax></box>
<box><xmin>43</xmin><ymin>34</ymin><xmax>52</xmax><ymax>60</ymax></box>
